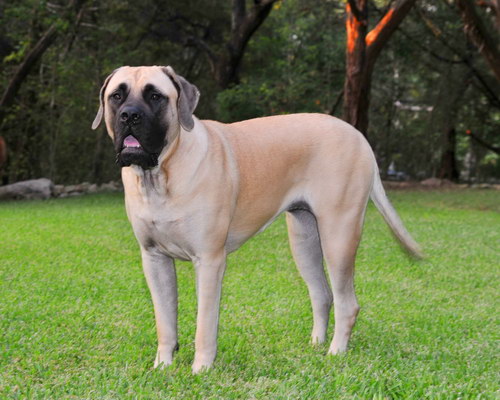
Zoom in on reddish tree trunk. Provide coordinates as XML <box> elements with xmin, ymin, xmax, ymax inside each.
<box><xmin>0</xmin><ymin>135</ymin><xmax>6</xmax><ymax>184</ymax></box>
<box><xmin>342</xmin><ymin>0</ymin><xmax>417</xmax><ymax>137</ymax></box>
<box><xmin>0</xmin><ymin>136</ymin><xmax>6</xmax><ymax>168</ymax></box>
<box><xmin>343</xmin><ymin>1</ymin><xmax>369</xmax><ymax>133</ymax></box>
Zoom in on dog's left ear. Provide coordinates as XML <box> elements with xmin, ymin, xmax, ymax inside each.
<box><xmin>92</xmin><ymin>68</ymin><xmax>120</xmax><ymax>130</ymax></box>
<box><xmin>163</xmin><ymin>66</ymin><xmax>200</xmax><ymax>131</ymax></box>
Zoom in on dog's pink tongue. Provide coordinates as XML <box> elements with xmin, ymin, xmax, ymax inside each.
<box><xmin>124</xmin><ymin>135</ymin><xmax>140</xmax><ymax>148</ymax></box>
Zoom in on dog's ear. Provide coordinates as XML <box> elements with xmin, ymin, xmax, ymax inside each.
<box><xmin>92</xmin><ymin>68</ymin><xmax>120</xmax><ymax>130</ymax></box>
<box><xmin>163</xmin><ymin>66</ymin><xmax>200</xmax><ymax>131</ymax></box>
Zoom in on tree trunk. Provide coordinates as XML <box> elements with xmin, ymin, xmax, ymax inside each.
<box><xmin>341</xmin><ymin>0</ymin><xmax>417</xmax><ymax>137</ymax></box>
<box><xmin>213</xmin><ymin>0</ymin><xmax>276</xmax><ymax>88</ymax></box>
<box><xmin>343</xmin><ymin>1</ymin><xmax>369</xmax><ymax>134</ymax></box>
<box><xmin>0</xmin><ymin>136</ymin><xmax>6</xmax><ymax>168</ymax></box>
<box><xmin>433</xmin><ymin>64</ymin><xmax>471</xmax><ymax>182</ymax></box>
<box><xmin>0</xmin><ymin>135</ymin><xmax>6</xmax><ymax>184</ymax></box>
<box><xmin>438</xmin><ymin>128</ymin><xmax>460</xmax><ymax>181</ymax></box>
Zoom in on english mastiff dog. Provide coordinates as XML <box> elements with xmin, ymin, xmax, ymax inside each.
<box><xmin>92</xmin><ymin>65</ymin><xmax>422</xmax><ymax>373</ymax></box>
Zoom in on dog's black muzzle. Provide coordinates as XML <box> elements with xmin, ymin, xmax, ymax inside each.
<box><xmin>120</xmin><ymin>106</ymin><xmax>143</xmax><ymax>126</ymax></box>
<box><xmin>114</xmin><ymin>105</ymin><xmax>163</xmax><ymax>169</ymax></box>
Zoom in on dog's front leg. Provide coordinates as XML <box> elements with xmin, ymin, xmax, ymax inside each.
<box><xmin>141</xmin><ymin>248</ymin><xmax>178</xmax><ymax>369</ymax></box>
<box><xmin>192</xmin><ymin>252</ymin><xmax>227</xmax><ymax>373</ymax></box>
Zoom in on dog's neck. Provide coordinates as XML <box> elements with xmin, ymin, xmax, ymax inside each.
<box><xmin>121</xmin><ymin>117</ymin><xmax>208</xmax><ymax>199</ymax></box>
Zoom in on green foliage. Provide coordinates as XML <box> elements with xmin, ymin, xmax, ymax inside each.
<box><xmin>0</xmin><ymin>190</ymin><xmax>498</xmax><ymax>398</ymax></box>
<box><xmin>0</xmin><ymin>0</ymin><xmax>498</xmax><ymax>184</ymax></box>
<box><xmin>217</xmin><ymin>0</ymin><xmax>345</xmax><ymax>122</ymax></box>
<box><xmin>368</xmin><ymin>0</ymin><xmax>500</xmax><ymax>179</ymax></box>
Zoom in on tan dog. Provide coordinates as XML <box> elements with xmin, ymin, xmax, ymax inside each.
<box><xmin>92</xmin><ymin>66</ymin><xmax>422</xmax><ymax>373</ymax></box>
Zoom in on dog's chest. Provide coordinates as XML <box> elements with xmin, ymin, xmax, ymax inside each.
<box><xmin>125</xmin><ymin>189</ymin><xmax>196</xmax><ymax>261</ymax></box>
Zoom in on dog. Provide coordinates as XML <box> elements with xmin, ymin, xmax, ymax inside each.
<box><xmin>92</xmin><ymin>65</ymin><xmax>422</xmax><ymax>373</ymax></box>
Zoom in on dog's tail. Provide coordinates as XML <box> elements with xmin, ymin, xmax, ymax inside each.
<box><xmin>370</xmin><ymin>163</ymin><xmax>423</xmax><ymax>259</ymax></box>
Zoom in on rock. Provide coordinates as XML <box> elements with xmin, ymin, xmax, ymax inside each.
<box><xmin>53</xmin><ymin>184</ymin><xmax>65</xmax><ymax>196</ymax></box>
<box><xmin>88</xmin><ymin>183</ymin><xmax>98</xmax><ymax>193</ymax></box>
<box><xmin>420</xmin><ymin>178</ymin><xmax>456</xmax><ymax>187</ymax></box>
<box><xmin>75</xmin><ymin>182</ymin><xmax>91</xmax><ymax>192</ymax></box>
<box><xmin>64</xmin><ymin>184</ymin><xmax>78</xmax><ymax>194</ymax></box>
<box><xmin>99</xmin><ymin>181</ymin><xmax>123</xmax><ymax>192</ymax></box>
<box><xmin>0</xmin><ymin>178</ymin><xmax>54</xmax><ymax>200</ymax></box>
<box><xmin>382</xmin><ymin>181</ymin><xmax>416</xmax><ymax>189</ymax></box>
<box><xmin>420</xmin><ymin>178</ymin><xmax>441</xmax><ymax>187</ymax></box>
<box><xmin>99</xmin><ymin>182</ymin><xmax>118</xmax><ymax>192</ymax></box>
<box><xmin>471</xmin><ymin>183</ymin><xmax>497</xmax><ymax>190</ymax></box>
<box><xmin>110</xmin><ymin>180</ymin><xmax>123</xmax><ymax>190</ymax></box>
<box><xmin>440</xmin><ymin>179</ymin><xmax>456</xmax><ymax>186</ymax></box>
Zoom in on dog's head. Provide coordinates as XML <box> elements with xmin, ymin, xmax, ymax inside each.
<box><xmin>92</xmin><ymin>66</ymin><xmax>200</xmax><ymax>169</ymax></box>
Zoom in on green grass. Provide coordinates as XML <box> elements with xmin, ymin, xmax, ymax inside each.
<box><xmin>0</xmin><ymin>190</ymin><xmax>498</xmax><ymax>399</ymax></box>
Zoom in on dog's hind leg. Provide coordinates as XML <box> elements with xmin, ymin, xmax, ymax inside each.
<box><xmin>286</xmin><ymin>209</ymin><xmax>333</xmax><ymax>345</ymax></box>
<box><xmin>316</xmin><ymin>209</ymin><xmax>365</xmax><ymax>355</ymax></box>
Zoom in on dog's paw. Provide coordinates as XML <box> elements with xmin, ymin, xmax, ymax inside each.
<box><xmin>153</xmin><ymin>346</ymin><xmax>176</xmax><ymax>369</ymax></box>
<box><xmin>327</xmin><ymin>342</ymin><xmax>348</xmax><ymax>355</ymax></box>
<box><xmin>191</xmin><ymin>363</ymin><xmax>211</xmax><ymax>374</ymax></box>
<box><xmin>192</xmin><ymin>355</ymin><xmax>215</xmax><ymax>374</ymax></box>
<box><xmin>154</xmin><ymin>360</ymin><xmax>172</xmax><ymax>370</ymax></box>
<box><xmin>311</xmin><ymin>334</ymin><xmax>327</xmax><ymax>346</ymax></box>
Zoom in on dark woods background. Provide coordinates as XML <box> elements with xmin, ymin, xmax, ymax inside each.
<box><xmin>0</xmin><ymin>0</ymin><xmax>499</xmax><ymax>185</ymax></box>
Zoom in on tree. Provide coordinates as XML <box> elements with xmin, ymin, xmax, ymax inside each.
<box><xmin>150</xmin><ymin>0</ymin><xmax>278</xmax><ymax>89</ymax></box>
<box><xmin>0</xmin><ymin>0</ymin><xmax>87</xmax><ymax>127</ymax></box>
<box><xmin>212</xmin><ymin>0</ymin><xmax>279</xmax><ymax>88</ymax></box>
<box><xmin>342</xmin><ymin>0</ymin><xmax>417</xmax><ymax>137</ymax></box>
<box><xmin>456</xmin><ymin>0</ymin><xmax>500</xmax><ymax>81</ymax></box>
<box><xmin>0</xmin><ymin>0</ymin><xmax>498</xmax><ymax>184</ymax></box>
<box><xmin>435</xmin><ymin>65</ymin><xmax>471</xmax><ymax>181</ymax></box>
<box><xmin>0</xmin><ymin>25</ymin><xmax>58</xmax><ymax>126</ymax></box>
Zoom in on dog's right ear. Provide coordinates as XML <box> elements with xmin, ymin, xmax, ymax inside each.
<box><xmin>92</xmin><ymin>68</ymin><xmax>120</xmax><ymax>130</ymax></box>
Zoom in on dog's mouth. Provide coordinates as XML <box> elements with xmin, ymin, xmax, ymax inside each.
<box><xmin>117</xmin><ymin>134</ymin><xmax>159</xmax><ymax>169</ymax></box>
<box><xmin>123</xmin><ymin>135</ymin><xmax>141</xmax><ymax>149</ymax></box>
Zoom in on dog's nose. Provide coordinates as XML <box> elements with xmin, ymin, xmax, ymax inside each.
<box><xmin>120</xmin><ymin>107</ymin><xmax>142</xmax><ymax>125</ymax></box>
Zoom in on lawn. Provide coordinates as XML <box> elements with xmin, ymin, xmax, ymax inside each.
<box><xmin>0</xmin><ymin>190</ymin><xmax>498</xmax><ymax>399</ymax></box>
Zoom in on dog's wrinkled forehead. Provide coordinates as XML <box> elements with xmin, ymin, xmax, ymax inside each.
<box><xmin>105</xmin><ymin>66</ymin><xmax>178</xmax><ymax>104</ymax></box>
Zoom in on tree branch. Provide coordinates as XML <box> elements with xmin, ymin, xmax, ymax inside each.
<box><xmin>217</xmin><ymin>0</ymin><xmax>277</xmax><ymax>87</ymax></box>
<box><xmin>466</xmin><ymin>130</ymin><xmax>500</xmax><ymax>154</ymax></box>
<box><xmin>415</xmin><ymin>6</ymin><xmax>500</xmax><ymax>108</ymax></box>
<box><xmin>456</xmin><ymin>0</ymin><xmax>500</xmax><ymax>81</ymax></box>
<box><xmin>347</xmin><ymin>0</ymin><xmax>367</xmax><ymax>21</ymax></box>
<box><xmin>330</xmin><ymin>89</ymin><xmax>344</xmax><ymax>115</ymax></box>
<box><xmin>0</xmin><ymin>24</ymin><xmax>58</xmax><ymax>124</ymax></box>
<box><xmin>366</xmin><ymin>0</ymin><xmax>417</xmax><ymax>65</ymax></box>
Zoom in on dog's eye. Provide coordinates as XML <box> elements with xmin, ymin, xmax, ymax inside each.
<box><xmin>112</xmin><ymin>93</ymin><xmax>122</xmax><ymax>101</ymax></box>
<box><xmin>151</xmin><ymin>93</ymin><xmax>161</xmax><ymax>101</ymax></box>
